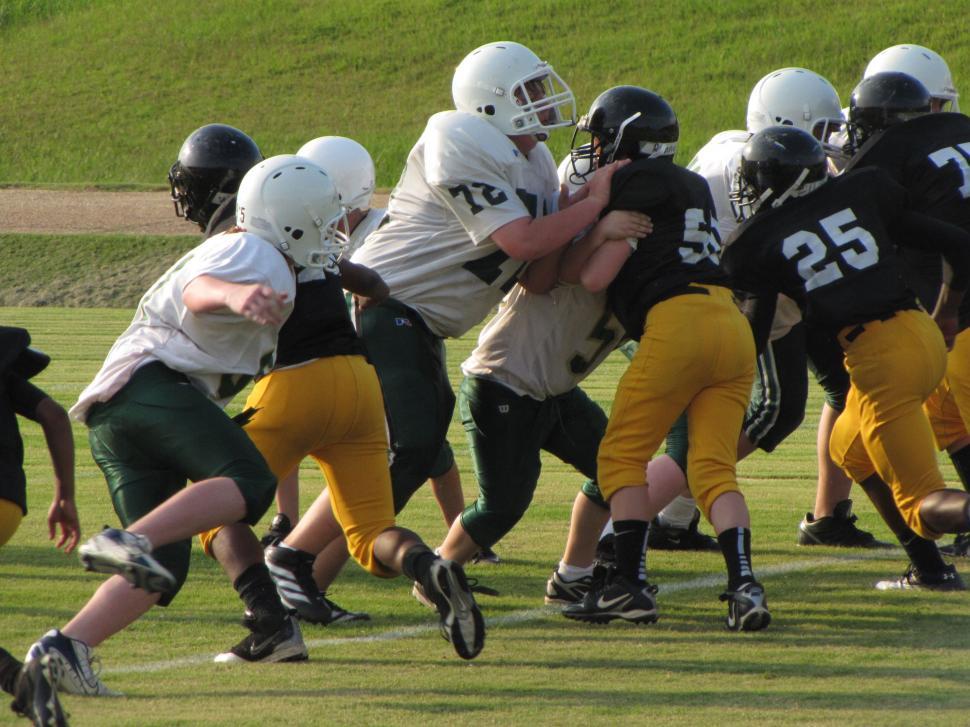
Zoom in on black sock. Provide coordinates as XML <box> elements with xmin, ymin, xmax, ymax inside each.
<box><xmin>401</xmin><ymin>544</ymin><xmax>437</xmax><ymax>589</ymax></box>
<box><xmin>234</xmin><ymin>562</ymin><xmax>286</xmax><ymax>630</ymax></box>
<box><xmin>950</xmin><ymin>446</ymin><xmax>970</xmax><ymax>492</ymax></box>
<box><xmin>613</xmin><ymin>519</ymin><xmax>649</xmax><ymax>584</ymax></box>
<box><xmin>0</xmin><ymin>647</ymin><xmax>22</xmax><ymax>696</ymax></box>
<box><xmin>717</xmin><ymin>527</ymin><xmax>754</xmax><ymax>590</ymax></box>
<box><xmin>899</xmin><ymin>530</ymin><xmax>947</xmax><ymax>574</ymax></box>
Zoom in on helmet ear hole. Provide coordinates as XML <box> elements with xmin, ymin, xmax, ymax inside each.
<box><xmin>291</xmin><ymin>229</ymin><xmax>304</xmax><ymax>240</ymax></box>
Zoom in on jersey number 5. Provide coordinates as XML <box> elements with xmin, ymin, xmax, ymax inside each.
<box><xmin>782</xmin><ymin>208</ymin><xmax>878</xmax><ymax>291</ymax></box>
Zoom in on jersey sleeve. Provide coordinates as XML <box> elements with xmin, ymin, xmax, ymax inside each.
<box><xmin>423</xmin><ymin>114</ymin><xmax>534</xmax><ymax>244</ymax></box>
<box><xmin>180</xmin><ymin>234</ymin><xmax>286</xmax><ymax>292</ymax></box>
<box><xmin>4</xmin><ymin>373</ymin><xmax>48</xmax><ymax>420</ymax></box>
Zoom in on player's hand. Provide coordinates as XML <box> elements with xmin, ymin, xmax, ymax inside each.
<box><xmin>48</xmin><ymin>497</ymin><xmax>80</xmax><ymax>553</ymax></box>
<box><xmin>354</xmin><ymin>292</ymin><xmax>382</xmax><ymax>311</ymax></box>
<box><xmin>226</xmin><ymin>284</ymin><xmax>290</xmax><ymax>326</ymax></box>
<box><xmin>585</xmin><ymin>159</ymin><xmax>630</xmax><ymax>208</ymax></box>
<box><xmin>596</xmin><ymin>210</ymin><xmax>653</xmax><ymax>243</ymax></box>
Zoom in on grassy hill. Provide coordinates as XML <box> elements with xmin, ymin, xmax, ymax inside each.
<box><xmin>1</xmin><ymin>0</ymin><xmax>966</xmax><ymax>187</ymax></box>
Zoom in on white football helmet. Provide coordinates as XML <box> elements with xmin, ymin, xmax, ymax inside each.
<box><xmin>452</xmin><ymin>41</ymin><xmax>576</xmax><ymax>138</ymax></box>
<box><xmin>236</xmin><ymin>154</ymin><xmax>348</xmax><ymax>270</ymax></box>
<box><xmin>296</xmin><ymin>136</ymin><xmax>375</xmax><ymax>212</ymax></box>
<box><xmin>746</xmin><ymin>68</ymin><xmax>845</xmax><ymax>150</ymax></box>
<box><xmin>864</xmin><ymin>44</ymin><xmax>959</xmax><ymax>112</ymax></box>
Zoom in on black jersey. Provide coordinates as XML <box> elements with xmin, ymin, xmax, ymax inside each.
<box><xmin>846</xmin><ymin>112</ymin><xmax>970</xmax><ymax>321</ymax></box>
<box><xmin>205</xmin><ymin>196</ymin><xmax>237</xmax><ymax>238</ymax></box>
<box><xmin>274</xmin><ymin>267</ymin><xmax>366</xmax><ymax>368</ymax></box>
<box><xmin>725</xmin><ymin>168</ymin><xmax>936</xmax><ymax>339</ymax></box>
<box><xmin>604</xmin><ymin>157</ymin><xmax>729</xmax><ymax>339</ymax></box>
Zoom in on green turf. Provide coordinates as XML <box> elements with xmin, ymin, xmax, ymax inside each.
<box><xmin>0</xmin><ymin>1</ymin><xmax>965</xmax><ymax>187</ymax></box>
<box><xmin>1</xmin><ymin>307</ymin><xmax>968</xmax><ymax>726</ymax></box>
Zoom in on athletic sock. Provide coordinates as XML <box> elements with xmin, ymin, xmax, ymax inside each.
<box><xmin>899</xmin><ymin>531</ymin><xmax>947</xmax><ymax>574</ymax></box>
<box><xmin>0</xmin><ymin>647</ymin><xmax>21</xmax><ymax>696</ymax></box>
<box><xmin>234</xmin><ymin>562</ymin><xmax>286</xmax><ymax>631</ymax></box>
<box><xmin>613</xmin><ymin>519</ymin><xmax>649</xmax><ymax>584</ymax></box>
<box><xmin>558</xmin><ymin>562</ymin><xmax>595</xmax><ymax>581</ymax></box>
<box><xmin>949</xmin><ymin>445</ymin><xmax>970</xmax><ymax>492</ymax></box>
<box><xmin>401</xmin><ymin>544</ymin><xmax>437</xmax><ymax>590</ymax></box>
<box><xmin>717</xmin><ymin>527</ymin><xmax>754</xmax><ymax>591</ymax></box>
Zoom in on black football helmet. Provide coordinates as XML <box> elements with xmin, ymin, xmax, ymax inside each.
<box><xmin>847</xmin><ymin>71</ymin><xmax>931</xmax><ymax>152</ymax></box>
<box><xmin>732</xmin><ymin>126</ymin><xmax>829</xmax><ymax>221</ymax></box>
<box><xmin>568</xmin><ymin>85</ymin><xmax>678</xmax><ymax>182</ymax></box>
<box><xmin>168</xmin><ymin>124</ymin><xmax>263</xmax><ymax>228</ymax></box>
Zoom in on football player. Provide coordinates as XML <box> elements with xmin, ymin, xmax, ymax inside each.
<box><xmin>843</xmin><ymin>70</ymin><xmax>970</xmax><ymax>575</ymax></box>
<box><xmin>689</xmin><ymin>67</ymin><xmax>887</xmax><ymax>549</ymax></box>
<box><xmin>171</xmin><ymin>126</ymin><xmax>376</xmax><ymax>636</ymax></box>
<box><xmin>863</xmin><ymin>44</ymin><xmax>959</xmax><ymax>113</ymax></box>
<box><xmin>23</xmin><ymin>156</ymin><xmax>319</xmax><ymax>695</ymax></box>
<box><xmin>559</xmin><ymin>86</ymin><xmax>769</xmax><ymax>632</ymax></box>
<box><xmin>0</xmin><ymin>327</ymin><xmax>78</xmax><ymax>553</ymax></box>
<box><xmin>348</xmin><ymin>41</ymin><xmax>625</xmax><ymax>531</ymax></box>
<box><xmin>724</xmin><ymin>127</ymin><xmax>970</xmax><ymax>593</ymax></box>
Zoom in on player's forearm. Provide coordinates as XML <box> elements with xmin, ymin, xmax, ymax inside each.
<box><xmin>339</xmin><ymin>259</ymin><xmax>389</xmax><ymax>301</ymax></box>
<box><xmin>579</xmin><ymin>240</ymin><xmax>633</xmax><ymax>294</ymax></box>
<box><xmin>183</xmin><ymin>275</ymin><xmax>244</xmax><ymax>313</ymax></box>
<box><xmin>492</xmin><ymin>196</ymin><xmax>606</xmax><ymax>261</ymax></box>
<box><xmin>37</xmin><ymin>398</ymin><xmax>76</xmax><ymax>501</ymax></box>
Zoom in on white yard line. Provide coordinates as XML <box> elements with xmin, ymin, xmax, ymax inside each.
<box><xmin>105</xmin><ymin>551</ymin><xmax>898</xmax><ymax>675</ymax></box>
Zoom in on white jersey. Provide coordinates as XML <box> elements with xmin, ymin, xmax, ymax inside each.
<box><xmin>343</xmin><ymin>207</ymin><xmax>386</xmax><ymax>259</ymax></box>
<box><xmin>462</xmin><ymin>283</ymin><xmax>625</xmax><ymax>400</ymax></box>
<box><xmin>71</xmin><ymin>232</ymin><xmax>295</xmax><ymax>422</ymax></box>
<box><xmin>689</xmin><ymin>130</ymin><xmax>801</xmax><ymax>341</ymax></box>
<box><xmin>351</xmin><ymin>111</ymin><xmax>560</xmax><ymax>338</ymax></box>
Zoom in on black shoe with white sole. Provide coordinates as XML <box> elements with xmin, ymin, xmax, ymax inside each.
<box><xmin>561</xmin><ymin>572</ymin><xmax>659</xmax><ymax>625</ymax></box>
<box><xmin>720</xmin><ymin>581</ymin><xmax>771</xmax><ymax>632</ymax></box>
<box><xmin>422</xmin><ymin>559</ymin><xmax>485</xmax><ymax>660</ymax></box>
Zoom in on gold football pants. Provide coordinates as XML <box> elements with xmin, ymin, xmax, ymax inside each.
<box><xmin>597</xmin><ymin>286</ymin><xmax>755</xmax><ymax>518</ymax></box>
<box><xmin>829</xmin><ymin>310</ymin><xmax>948</xmax><ymax>539</ymax></box>
<box><xmin>924</xmin><ymin>327</ymin><xmax>970</xmax><ymax>450</ymax></box>
<box><xmin>200</xmin><ymin>355</ymin><xmax>395</xmax><ymax>575</ymax></box>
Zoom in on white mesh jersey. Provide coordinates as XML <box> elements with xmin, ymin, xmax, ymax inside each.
<box><xmin>689</xmin><ymin>130</ymin><xmax>801</xmax><ymax>341</ymax></box>
<box><xmin>71</xmin><ymin>232</ymin><xmax>295</xmax><ymax>422</ymax></box>
<box><xmin>343</xmin><ymin>207</ymin><xmax>387</xmax><ymax>260</ymax></box>
<box><xmin>462</xmin><ymin>282</ymin><xmax>624</xmax><ymax>400</ymax></box>
<box><xmin>351</xmin><ymin>111</ymin><xmax>560</xmax><ymax>338</ymax></box>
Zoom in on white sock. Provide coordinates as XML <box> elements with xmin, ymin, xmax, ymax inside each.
<box><xmin>657</xmin><ymin>495</ymin><xmax>697</xmax><ymax>529</ymax></box>
<box><xmin>558</xmin><ymin>562</ymin><xmax>595</xmax><ymax>581</ymax></box>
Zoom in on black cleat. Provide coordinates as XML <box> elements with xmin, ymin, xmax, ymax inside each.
<box><xmin>720</xmin><ymin>581</ymin><xmax>771</xmax><ymax>632</ymax></box>
<box><xmin>939</xmin><ymin>533</ymin><xmax>970</xmax><ymax>558</ymax></box>
<box><xmin>214</xmin><ymin>615</ymin><xmax>308</xmax><ymax>663</ymax></box>
<box><xmin>594</xmin><ymin>533</ymin><xmax>616</xmax><ymax>568</ymax></box>
<box><xmin>648</xmin><ymin>510</ymin><xmax>719</xmax><ymax>551</ymax></box>
<box><xmin>875</xmin><ymin>563</ymin><xmax>966</xmax><ymax>591</ymax></box>
<box><xmin>562</xmin><ymin>572</ymin><xmax>659</xmax><ymax>625</ymax></box>
<box><xmin>260</xmin><ymin>513</ymin><xmax>293</xmax><ymax>548</ymax></box>
<box><xmin>423</xmin><ymin>559</ymin><xmax>485</xmax><ymax>660</ymax></box>
<box><xmin>797</xmin><ymin>499</ymin><xmax>892</xmax><ymax>548</ymax></box>
<box><xmin>319</xmin><ymin>594</ymin><xmax>370</xmax><ymax>625</ymax></box>
<box><xmin>11</xmin><ymin>654</ymin><xmax>68</xmax><ymax>726</ymax></box>
<box><xmin>264</xmin><ymin>544</ymin><xmax>335</xmax><ymax>624</ymax></box>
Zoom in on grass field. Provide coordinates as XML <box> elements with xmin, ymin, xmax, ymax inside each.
<box><xmin>1</xmin><ymin>1</ymin><xmax>966</xmax><ymax>187</ymax></box>
<box><xmin>2</xmin><ymin>307</ymin><xmax>969</xmax><ymax>726</ymax></box>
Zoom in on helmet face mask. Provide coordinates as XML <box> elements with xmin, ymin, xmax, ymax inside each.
<box><xmin>168</xmin><ymin>124</ymin><xmax>262</xmax><ymax>228</ymax></box>
<box><xmin>731</xmin><ymin>126</ymin><xmax>829</xmax><ymax>222</ymax></box>
<box><xmin>847</xmin><ymin>72</ymin><xmax>932</xmax><ymax>153</ymax></box>
<box><xmin>236</xmin><ymin>155</ymin><xmax>348</xmax><ymax>272</ymax></box>
<box><xmin>569</xmin><ymin>85</ymin><xmax>678</xmax><ymax>182</ymax></box>
<box><xmin>452</xmin><ymin>41</ymin><xmax>576</xmax><ymax>139</ymax></box>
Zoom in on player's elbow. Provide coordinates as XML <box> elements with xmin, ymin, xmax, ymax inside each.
<box><xmin>580</xmin><ymin>268</ymin><xmax>610</xmax><ymax>294</ymax></box>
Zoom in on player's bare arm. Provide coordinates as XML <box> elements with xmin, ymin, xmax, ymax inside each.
<box><xmin>559</xmin><ymin>210</ymin><xmax>652</xmax><ymax>288</ymax></box>
<box><xmin>491</xmin><ymin>159</ymin><xmax>629</xmax><ymax>261</ymax></box>
<box><xmin>33</xmin><ymin>396</ymin><xmax>80</xmax><ymax>553</ymax></box>
<box><xmin>183</xmin><ymin>275</ymin><xmax>290</xmax><ymax>327</ymax></box>
<box><xmin>338</xmin><ymin>258</ymin><xmax>389</xmax><ymax>310</ymax></box>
